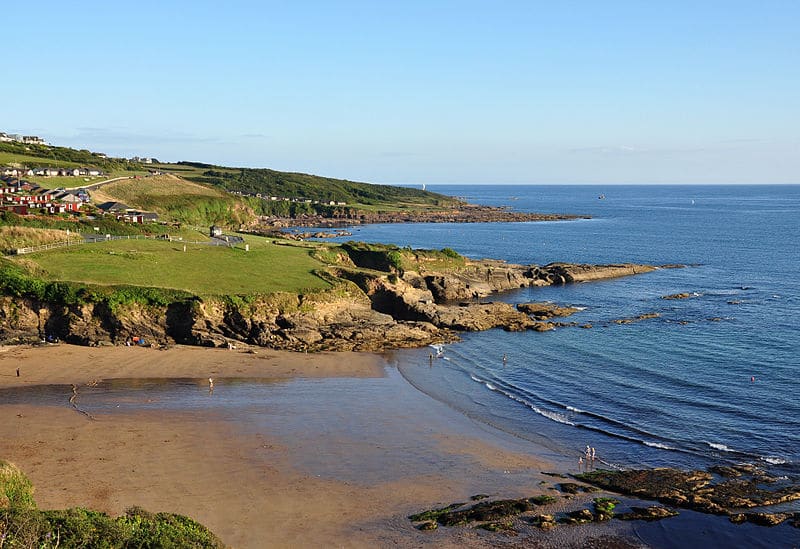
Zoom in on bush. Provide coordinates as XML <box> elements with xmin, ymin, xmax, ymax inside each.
<box><xmin>0</xmin><ymin>461</ymin><xmax>36</xmax><ymax>510</ymax></box>
<box><xmin>440</xmin><ymin>247</ymin><xmax>461</xmax><ymax>259</ymax></box>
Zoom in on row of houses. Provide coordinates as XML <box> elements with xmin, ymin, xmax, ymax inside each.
<box><xmin>0</xmin><ymin>132</ymin><xmax>48</xmax><ymax>145</ymax></box>
<box><xmin>0</xmin><ymin>178</ymin><xmax>89</xmax><ymax>215</ymax></box>
<box><xmin>2</xmin><ymin>167</ymin><xmax>105</xmax><ymax>178</ymax></box>
<box><xmin>227</xmin><ymin>189</ymin><xmax>347</xmax><ymax>206</ymax></box>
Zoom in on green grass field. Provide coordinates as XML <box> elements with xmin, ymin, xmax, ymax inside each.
<box><xmin>12</xmin><ymin>236</ymin><xmax>331</xmax><ymax>295</ymax></box>
<box><xmin>0</xmin><ymin>151</ymin><xmax>82</xmax><ymax>169</ymax></box>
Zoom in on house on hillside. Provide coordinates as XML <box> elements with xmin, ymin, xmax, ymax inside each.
<box><xmin>210</xmin><ymin>225</ymin><xmax>223</xmax><ymax>238</ymax></box>
<box><xmin>22</xmin><ymin>136</ymin><xmax>47</xmax><ymax>145</ymax></box>
<box><xmin>98</xmin><ymin>201</ymin><xmax>131</xmax><ymax>214</ymax></box>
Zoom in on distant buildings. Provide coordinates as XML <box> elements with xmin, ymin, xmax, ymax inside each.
<box><xmin>0</xmin><ymin>132</ymin><xmax>48</xmax><ymax>145</ymax></box>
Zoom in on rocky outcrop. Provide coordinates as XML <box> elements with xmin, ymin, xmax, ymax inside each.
<box><xmin>0</xmin><ymin>259</ymin><xmax>662</xmax><ymax>352</ymax></box>
<box><xmin>577</xmin><ymin>467</ymin><xmax>800</xmax><ymax>517</ymax></box>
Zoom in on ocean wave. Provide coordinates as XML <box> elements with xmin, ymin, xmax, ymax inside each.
<box><xmin>643</xmin><ymin>441</ymin><xmax>675</xmax><ymax>450</ymax></box>
<box><xmin>531</xmin><ymin>406</ymin><xmax>574</xmax><ymax>426</ymax></box>
<box><xmin>468</xmin><ymin>374</ymin><xmax>575</xmax><ymax>426</ymax></box>
<box><xmin>761</xmin><ymin>456</ymin><xmax>789</xmax><ymax>465</ymax></box>
<box><xmin>706</xmin><ymin>441</ymin><xmax>733</xmax><ymax>452</ymax></box>
<box><xmin>566</xmin><ymin>405</ymin><xmax>584</xmax><ymax>413</ymax></box>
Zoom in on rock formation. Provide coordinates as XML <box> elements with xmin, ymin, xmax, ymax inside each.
<box><xmin>0</xmin><ymin>251</ymin><xmax>665</xmax><ymax>351</ymax></box>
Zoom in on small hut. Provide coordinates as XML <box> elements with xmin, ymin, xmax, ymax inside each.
<box><xmin>210</xmin><ymin>225</ymin><xmax>223</xmax><ymax>238</ymax></box>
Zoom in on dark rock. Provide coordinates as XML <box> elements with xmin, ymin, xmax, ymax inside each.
<box><xmin>613</xmin><ymin>313</ymin><xmax>661</xmax><ymax>324</ymax></box>
<box><xmin>729</xmin><ymin>513</ymin><xmax>747</xmax><ymax>524</ymax></box>
<box><xmin>416</xmin><ymin>520</ymin><xmax>438</xmax><ymax>531</ymax></box>
<box><xmin>470</xmin><ymin>494</ymin><xmax>490</xmax><ymax>501</ymax></box>
<box><xmin>528</xmin><ymin>514</ymin><xmax>557</xmax><ymax>529</ymax></box>
<box><xmin>617</xmin><ymin>506</ymin><xmax>678</xmax><ymax>521</ymax></box>
<box><xmin>516</xmin><ymin>302</ymin><xmax>580</xmax><ymax>319</ymax></box>
<box><xmin>478</xmin><ymin>521</ymin><xmax>516</xmax><ymax>533</ymax></box>
<box><xmin>662</xmin><ymin>293</ymin><xmax>691</xmax><ymax>300</ymax></box>
<box><xmin>577</xmin><ymin>467</ymin><xmax>800</xmax><ymax>520</ymax></box>
<box><xmin>745</xmin><ymin>512</ymin><xmax>790</xmax><ymax>527</ymax></box>
<box><xmin>559</xmin><ymin>509</ymin><xmax>595</xmax><ymax>525</ymax></box>
<box><xmin>557</xmin><ymin>483</ymin><xmax>594</xmax><ymax>495</ymax></box>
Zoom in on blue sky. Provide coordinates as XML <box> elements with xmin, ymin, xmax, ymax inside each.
<box><xmin>3</xmin><ymin>1</ymin><xmax>798</xmax><ymax>184</ymax></box>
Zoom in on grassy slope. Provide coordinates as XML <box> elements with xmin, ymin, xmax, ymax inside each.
<box><xmin>11</xmin><ymin>236</ymin><xmax>331</xmax><ymax>295</ymax></box>
<box><xmin>90</xmin><ymin>174</ymin><xmax>255</xmax><ymax>226</ymax></box>
<box><xmin>151</xmin><ymin>161</ymin><xmax>460</xmax><ymax>209</ymax></box>
<box><xmin>0</xmin><ymin>226</ymin><xmax>82</xmax><ymax>251</ymax></box>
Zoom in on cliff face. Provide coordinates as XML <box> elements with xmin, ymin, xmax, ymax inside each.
<box><xmin>0</xmin><ymin>261</ymin><xmax>659</xmax><ymax>352</ymax></box>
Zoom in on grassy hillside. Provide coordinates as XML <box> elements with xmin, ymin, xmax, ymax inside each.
<box><xmin>0</xmin><ymin>140</ymin><xmax>137</xmax><ymax>173</ymax></box>
<box><xmin>0</xmin><ymin>226</ymin><xmax>83</xmax><ymax>251</ymax></box>
<box><xmin>90</xmin><ymin>174</ymin><xmax>257</xmax><ymax>226</ymax></box>
<box><xmin>152</xmin><ymin>161</ymin><xmax>461</xmax><ymax>212</ymax></box>
<box><xmin>9</xmin><ymin>236</ymin><xmax>331</xmax><ymax>295</ymax></box>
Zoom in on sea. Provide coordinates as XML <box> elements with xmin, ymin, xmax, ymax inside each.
<box><xmin>327</xmin><ymin>184</ymin><xmax>800</xmax><ymax>484</ymax></box>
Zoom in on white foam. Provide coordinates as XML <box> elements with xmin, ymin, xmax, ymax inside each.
<box><xmin>470</xmin><ymin>374</ymin><xmax>482</xmax><ymax>383</ymax></box>
<box><xmin>706</xmin><ymin>442</ymin><xmax>732</xmax><ymax>452</ymax></box>
<box><xmin>566</xmin><ymin>405</ymin><xmax>584</xmax><ymax>413</ymax></box>
<box><xmin>532</xmin><ymin>406</ymin><xmax>574</xmax><ymax>425</ymax></box>
<box><xmin>761</xmin><ymin>456</ymin><xmax>789</xmax><ymax>465</ymax></box>
<box><xmin>485</xmin><ymin>383</ymin><xmax>497</xmax><ymax>391</ymax></box>
<box><xmin>644</xmin><ymin>441</ymin><xmax>675</xmax><ymax>450</ymax></box>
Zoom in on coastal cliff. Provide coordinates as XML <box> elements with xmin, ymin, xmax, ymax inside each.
<box><xmin>0</xmin><ymin>252</ymin><xmax>659</xmax><ymax>351</ymax></box>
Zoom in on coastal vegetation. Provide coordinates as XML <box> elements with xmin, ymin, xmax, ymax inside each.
<box><xmin>0</xmin><ymin>226</ymin><xmax>83</xmax><ymax>251</ymax></box>
<box><xmin>0</xmin><ymin>460</ymin><xmax>225</xmax><ymax>547</ymax></box>
<box><xmin>155</xmin><ymin>161</ymin><xmax>459</xmax><ymax>209</ymax></box>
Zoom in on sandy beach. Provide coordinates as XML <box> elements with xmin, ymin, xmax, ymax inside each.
<box><xmin>0</xmin><ymin>344</ymin><xmax>640</xmax><ymax>548</ymax></box>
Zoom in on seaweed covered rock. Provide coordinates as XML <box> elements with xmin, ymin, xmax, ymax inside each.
<box><xmin>577</xmin><ymin>467</ymin><xmax>800</xmax><ymax>517</ymax></box>
<box><xmin>616</xmin><ymin>506</ymin><xmax>679</xmax><ymax>521</ymax></box>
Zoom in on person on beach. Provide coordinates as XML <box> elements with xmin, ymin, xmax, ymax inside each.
<box><xmin>578</xmin><ymin>456</ymin><xmax>583</xmax><ymax>470</ymax></box>
<box><xmin>208</xmin><ymin>378</ymin><xmax>214</xmax><ymax>393</ymax></box>
<box><xmin>591</xmin><ymin>447</ymin><xmax>596</xmax><ymax>461</ymax></box>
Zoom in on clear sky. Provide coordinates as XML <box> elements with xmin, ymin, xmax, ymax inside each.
<box><xmin>3</xmin><ymin>1</ymin><xmax>798</xmax><ymax>184</ymax></box>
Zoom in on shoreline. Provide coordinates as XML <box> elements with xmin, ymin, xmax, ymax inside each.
<box><xmin>3</xmin><ymin>344</ymin><xmax>798</xmax><ymax>546</ymax></box>
<box><xmin>0</xmin><ymin>343</ymin><xmax>646</xmax><ymax>547</ymax></box>
<box><xmin>255</xmin><ymin>204</ymin><xmax>590</xmax><ymax>229</ymax></box>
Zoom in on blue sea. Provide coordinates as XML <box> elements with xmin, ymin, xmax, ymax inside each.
<box><xmin>331</xmin><ymin>185</ymin><xmax>800</xmax><ymax>483</ymax></box>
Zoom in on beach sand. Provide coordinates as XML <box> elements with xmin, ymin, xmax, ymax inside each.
<box><xmin>0</xmin><ymin>344</ymin><xmax>639</xmax><ymax>548</ymax></box>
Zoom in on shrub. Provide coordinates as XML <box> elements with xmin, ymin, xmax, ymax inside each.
<box><xmin>0</xmin><ymin>461</ymin><xmax>36</xmax><ymax>510</ymax></box>
<box><xmin>440</xmin><ymin>247</ymin><xmax>461</xmax><ymax>259</ymax></box>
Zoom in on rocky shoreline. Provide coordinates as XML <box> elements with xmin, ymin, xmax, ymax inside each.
<box><xmin>258</xmin><ymin>204</ymin><xmax>589</xmax><ymax>228</ymax></box>
<box><xmin>0</xmin><ymin>251</ymin><xmax>666</xmax><ymax>351</ymax></box>
<box><xmin>407</xmin><ymin>464</ymin><xmax>800</xmax><ymax>538</ymax></box>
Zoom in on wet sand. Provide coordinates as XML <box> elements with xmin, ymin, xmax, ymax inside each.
<box><xmin>0</xmin><ymin>344</ymin><xmax>639</xmax><ymax>547</ymax></box>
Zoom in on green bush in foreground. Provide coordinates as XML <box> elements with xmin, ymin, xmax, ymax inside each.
<box><xmin>0</xmin><ymin>461</ymin><xmax>36</xmax><ymax>511</ymax></box>
<box><xmin>0</xmin><ymin>461</ymin><xmax>225</xmax><ymax>548</ymax></box>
